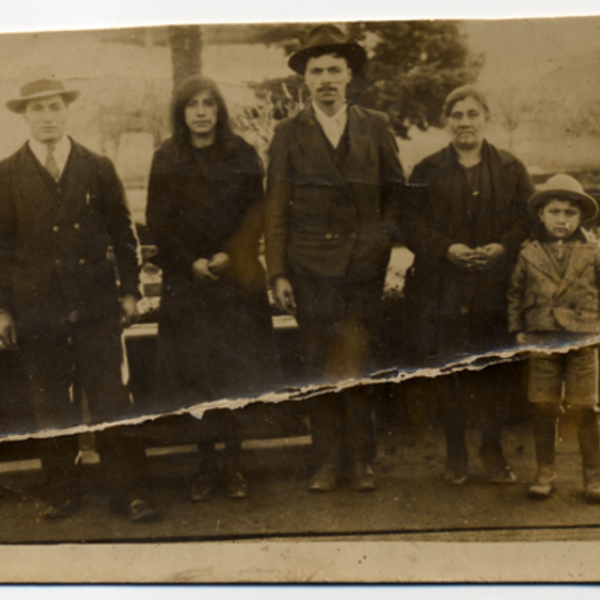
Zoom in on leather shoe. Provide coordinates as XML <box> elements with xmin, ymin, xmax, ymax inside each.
<box><xmin>191</xmin><ymin>472</ymin><xmax>217</xmax><ymax>502</ymax></box>
<box><xmin>445</xmin><ymin>469</ymin><xmax>468</xmax><ymax>486</ymax></box>
<box><xmin>528</xmin><ymin>466</ymin><xmax>556</xmax><ymax>499</ymax></box>
<box><xmin>111</xmin><ymin>495</ymin><xmax>159</xmax><ymax>523</ymax></box>
<box><xmin>584</xmin><ymin>472</ymin><xmax>600</xmax><ymax>504</ymax></box>
<box><xmin>309</xmin><ymin>463</ymin><xmax>337</xmax><ymax>492</ymax></box>
<box><xmin>480</xmin><ymin>452</ymin><xmax>517</xmax><ymax>484</ymax></box>
<box><xmin>42</xmin><ymin>495</ymin><xmax>81</xmax><ymax>519</ymax></box>
<box><xmin>350</xmin><ymin>462</ymin><xmax>377</xmax><ymax>491</ymax></box>
<box><xmin>224</xmin><ymin>471</ymin><xmax>248</xmax><ymax>499</ymax></box>
<box><xmin>125</xmin><ymin>498</ymin><xmax>159</xmax><ymax>523</ymax></box>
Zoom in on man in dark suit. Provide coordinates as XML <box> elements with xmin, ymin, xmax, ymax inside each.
<box><xmin>265</xmin><ymin>25</ymin><xmax>405</xmax><ymax>491</ymax></box>
<box><xmin>0</xmin><ymin>76</ymin><xmax>158</xmax><ymax>521</ymax></box>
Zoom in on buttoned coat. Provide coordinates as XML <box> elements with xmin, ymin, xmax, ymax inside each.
<box><xmin>507</xmin><ymin>233</ymin><xmax>600</xmax><ymax>334</ymax></box>
<box><xmin>146</xmin><ymin>135</ymin><xmax>280</xmax><ymax>407</ymax></box>
<box><xmin>0</xmin><ymin>139</ymin><xmax>140</xmax><ymax>331</ymax></box>
<box><xmin>403</xmin><ymin>141</ymin><xmax>534</xmax><ymax>363</ymax></box>
<box><xmin>264</xmin><ymin>103</ymin><xmax>405</xmax><ymax>283</ymax></box>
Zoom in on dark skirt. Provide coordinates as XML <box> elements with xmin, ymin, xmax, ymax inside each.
<box><xmin>155</xmin><ymin>273</ymin><xmax>281</xmax><ymax>411</ymax></box>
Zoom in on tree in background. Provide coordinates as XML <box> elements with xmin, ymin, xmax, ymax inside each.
<box><xmin>494</xmin><ymin>86</ymin><xmax>533</xmax><ymax>152</ymax></box>
<box><xmin>169</xmin><ymin>25</ymin><xmax>203</xmax><ymax>88</ymax></box>
<box><xmin>348</xmin><ymin>21</ymin><xmax>482</xmax><ymax>137</ymax></box>
<box><xmin>252</xmin><ymin>21</ymin><xmax>481</xmax><ymax>138</ymax></box>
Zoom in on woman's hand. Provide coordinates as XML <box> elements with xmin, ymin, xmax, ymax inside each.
<box><xmin>208</xmin><ymin>252</ymin><xmax>231</xmax><ymax>277</ymax></box>
<box><xmin>477</xmin><ymin>243</ymin><xmax>506</xmax><ymax>269</ymax></box>
<box><xmin>121</xmin><ymin>294</ymin><xmax>139</xmax><ymax>328</ymax></box>
<box><xmin>446</xmin><ymin>244</ymin><xmax>487</xmax><ymax>270</ymax></box>
<box><xmin>0</xmin><ymin>310</ymin><xmax>17</xmax><ymax>348</ymax></box>
<box><xmin>192</xmin><ymin>258</ymin><xmax>218</xmax><ymax>281</ymax></box>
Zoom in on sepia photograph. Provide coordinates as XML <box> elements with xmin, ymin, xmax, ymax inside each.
<box><xmin>1</xmin><ymin>0</ymin><xmax>600</xmax><ymax>583</ymax></box>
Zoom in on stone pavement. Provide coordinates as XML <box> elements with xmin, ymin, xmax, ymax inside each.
<box><xmin>0</xmin><ymin>414</ymin><xmax>599</xmax><ymax>544</ymax></box>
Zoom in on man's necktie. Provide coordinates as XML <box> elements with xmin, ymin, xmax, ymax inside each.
<box><xmin>44</xmin><ymin>145</ymin><xmax>61</xmax><ymax>182</ymax></box>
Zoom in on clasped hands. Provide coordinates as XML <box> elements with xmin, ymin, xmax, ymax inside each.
<box><xmin>192</xmin><ymin>252</ymin><xmax>231</xmax><ymax>281</ymax></box>
<box><xmin>446</xmin><ymin>243</ymin><xmax>506</xmax><ymax>272</ymax></box>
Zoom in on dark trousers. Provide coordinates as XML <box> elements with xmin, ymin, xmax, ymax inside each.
<box><xmin>19</xmin><ymin>314</ymin><xmax>149</xmax><ymax>501</ymax></box>
<box><xmin>292</xmin><ymin>274</ymin><xmax>382</xmax><ymax>466</ymax></box>
<box><xmin>148</xmin><ymin>410</ymin><xmax>242</xmax><ymax>474</ymax></box>
<box><xmin>191</xmin><ymin>409</ymin><xmax>242</xmax><ymax>473</ymax></box>
<box><xmin>437</xmin><ymin>368</ymin><xmax>507</xmax><ymax>471</ymax></box>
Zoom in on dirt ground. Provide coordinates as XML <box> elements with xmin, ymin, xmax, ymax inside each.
<box><xmin>0</xmin><ymin>412</ymin><xmax>598</xmax><ymax>545</ymax></box>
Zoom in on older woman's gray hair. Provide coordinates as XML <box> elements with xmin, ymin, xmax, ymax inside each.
<box><xmin>443</xmin><ymin>85</ymin><xmax>490</xmax><ymax>119</ymax></box>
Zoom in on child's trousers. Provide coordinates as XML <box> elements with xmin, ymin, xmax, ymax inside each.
<box><xmin>528</xmin><ymin>344</ymin><xmax>598</xmax><ymax>408</ymax></box>
<box><xmin>528</xmin><ymin>343</ymin><xmax>600</xmax><ymax>482</ymax></box>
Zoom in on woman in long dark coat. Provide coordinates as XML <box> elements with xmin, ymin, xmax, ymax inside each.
<box><xmin>146</xmin><ymin>75</ymin><xmax>280</xmax><ymax>501</ymax></box>
<box><xmin>403</xmin><ymin>86</ymin><xmax>535</xmax><ymax>485</ymax></box>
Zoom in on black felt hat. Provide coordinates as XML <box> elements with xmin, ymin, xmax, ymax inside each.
<box><xmin>288</xmin><ymin>24</ymin><xmax>367</xmax><ymax>75</ymax></box>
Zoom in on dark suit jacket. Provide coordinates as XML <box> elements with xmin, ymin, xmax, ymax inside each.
<box><xmin>264</xmin><ymin>103</ymin><xmax>405</xmax><ymax>282</ymax></box>
<box><xmin>0</xmin><ymin>138</ymin><xmax>140</xmax><ymax>330</ymax></box>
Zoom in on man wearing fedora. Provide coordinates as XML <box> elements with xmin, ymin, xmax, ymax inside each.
<box><xmin>0</xmin><ymin>76</ymin><xmax>158</xmax><ymax>521</ymax></box>
<box><xmin>265</xmin><ymin>25</ymin><xmax>405</xmax><ymax>491</ymax></box>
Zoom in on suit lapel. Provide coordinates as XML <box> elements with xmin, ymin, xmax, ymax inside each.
<box><xmin>16</xmin><ymin>145</ymin><xmax>61</xmax><ymax>222</ymax></box>
<box><xmin>523</xmin><ymin>238</ymin><xmax>598</xmax><ymax>298</ymax></box>
<box><xmin>57</xmin><ymin>140</ymin><xmax>94</xmax><ymax>219</ymax></box>
<box><xmin>522</xmin><ymin>240</ymin><xmax>562</xmax><ymax>284</ymax></box>
<box><xmin>342</xmin><ymin>105</ymin><xmax>371</xmax><ymax>184</ymax></box>
<box><xmin>297</xmin><ymin>105</ymin><xmax>353</xmax><ymax>198</ymax></box>
<box><xmin>555</xmin><ymin>241</ymin><xmax>597</xmax><ymax>297</ymax></box>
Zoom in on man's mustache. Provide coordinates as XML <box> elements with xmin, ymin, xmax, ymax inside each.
<box><xmin>317</xmin><ymin>86</ymin><xmax>336</xmax><ymax>92</ymax></box>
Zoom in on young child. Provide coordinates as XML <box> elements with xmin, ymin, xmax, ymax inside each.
<box><xmin>507</xmin><ymin>173</ymin><xmax>600</xmax><ymax>502</ymax></box>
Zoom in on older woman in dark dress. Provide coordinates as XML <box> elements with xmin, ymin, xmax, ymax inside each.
<box><xmin>403</xmin><ymin>86</ymin><xmax>535</xmax><ymax>485</ymax></box>
<box><xmin>146</xmin><ymin>75</ymin><xmax>280</xmax><ymax>501</ymax></box>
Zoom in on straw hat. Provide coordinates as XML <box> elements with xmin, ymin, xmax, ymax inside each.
<box><xmin>7</xmin><ymin>77</ymin><xmax>80</xmax><ymax>113</ymax></box>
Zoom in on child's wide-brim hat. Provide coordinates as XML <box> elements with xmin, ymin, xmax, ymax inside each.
<box><xmin>6</xmin><ymin>78</ymin><xmax>79</xmax><ymax>113</ymax></box>
<box><xmin>528</xmin><ymin>173</ymin><xmax>599</xmax><ymax>223</ymax></box>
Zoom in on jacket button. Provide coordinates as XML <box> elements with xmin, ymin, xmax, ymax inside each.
<box><xmin>55</xmin><ymin>259</ymin><xmax>61</xmax><ymax>265</ymax></box>
<box><xmin>349</xmin><ymin>232</ymin><xmax>357</xmax><ymax>239</ymax></box>
<box><xmin>73</xmin><ymin>223</ymin><xmax>80</xmax><ymax>230</ymax></box>
<box><xmin>460</xmin><ymin>306</ymin><xmax>468</xmax><ymax>315</ymax></box>
<box><xmin>52</xmin><ymin>226</ymin><xmax>59</xmax><ymax>233</ymax></box>
<box><xmin>325</xmin><ymin>233</ymin><xmax>333</xmax><ymax>240</ymax></box>
<box><xmin>79</xmin><ymin>259</ymin><xmax>86</xmax><ymax>265</ymax></box>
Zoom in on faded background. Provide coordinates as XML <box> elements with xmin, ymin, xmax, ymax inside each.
<box><xmin>0</xmin><ymin>18</ymin><xmax>599</xmax><ymax>226</ymax></box>
<box><xmin>1</xmin><ymin>0</ymin><xmax>600</xmax><ymax>582</ymax></box>
<box><xmin>0</xmin><ymin>18</ymin><xmax>597</xmax><ymax>308</ymax></box>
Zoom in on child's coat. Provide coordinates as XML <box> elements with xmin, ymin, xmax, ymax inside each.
<box><xmin>508</xmin><ymin>231</ymin><xmax>600</xmax><ymax>334</ymax></box>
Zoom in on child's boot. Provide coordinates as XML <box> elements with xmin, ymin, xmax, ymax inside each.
<box><xmin>528</xmin><ymin>404</ymin><xmax>558</xmax><ymax>499</ymax></box>
<box><xmin>575</xmin><ymin>409</ymin><xmax>600</xmax><ymax>503</ymax></box>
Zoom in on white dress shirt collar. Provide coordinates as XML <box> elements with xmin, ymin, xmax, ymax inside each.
<box><xmin>28</xmin><ymin>135</ymin><xmax>72</xmax><ymax>177</ymax></box>
<box><xmin>312</xmin><ymin>101</ymin><xmax>348</xmax><ymax>149</ymax></box>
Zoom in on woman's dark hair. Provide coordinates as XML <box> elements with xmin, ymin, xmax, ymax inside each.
<box><xmin>170</xmin><ymin>75</ymin><xmax>232</xmax><ymax>153</ymax></box>
<box><xmin>443</xmin><ymin>85</ymin><xmax>490</xmax><ymax>119</ymax></box>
